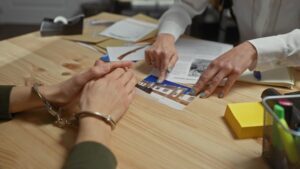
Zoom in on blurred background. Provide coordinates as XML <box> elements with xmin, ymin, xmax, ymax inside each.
<box><xmin>0</xmin><ymin>0</ymin><xmax>238</xmax><ymax>44</ymax></box>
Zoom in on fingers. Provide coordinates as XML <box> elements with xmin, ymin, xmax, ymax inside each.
<box><xmin>127</xmin><ymin>89</ymin><xmax>136</xmax><ymax>104</ymax></box>
<box><xmin>219</xmin><ymin>71</ymin><xmax>240</xmax><ymax>98</ymax></box>
<box><xmin>168</xmin><ymin>54</ymin><xmax>178</xmax><ymax>71</ymax></box>
<box><xmin>105</xmin><ymin>68</ymin><xmax>126</xmax><ymax>80</ymax></box>
<box><xmin>109</xmin><ymin>61</ymin><xmax>133</xmax><ymax>69</ymax></box>
<box><xmin>158</xmin><ymin>52</ymin><xmax>175</xmax><ymax>82</ymax></box>
<box><xmin>192</xmin><ymin>62</ymin><xmax>219</xmax><ymax>95</ymax></box>
<box><xmin>157</xmin><ymin>56</ymin><xmax>169</xmax><ymax>82</ymax></box>
<box><xmin>145</xmin><ymin>49</ymin><xmax>152</xmax><ymax>65</ymax></box>
<box><xmin>200</xmin><ymin>68</ymin><xmax>230</xmax><ymax>98</ymax></box>
<box><xmin>124</xmin><ymin>74</ymin><xmax>137</xmax><ymax>94</ymax></box>
<box><xmin>118</xmin><ymin>69</ymin><xmax>135</xmax><ymax>86</ymax></box>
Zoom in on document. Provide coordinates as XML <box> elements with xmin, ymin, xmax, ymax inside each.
<box><xmin>106</xmin><ymin>44</ymin><xmax>149</xmax><ymax>61</ymax></box>
<box><xmin>238</xmin><ymin>67</ymin><xmax>294</xmax><ymax>89</ymax></box>
<box><xmin>161</xmin><ymin>38</ymin><xmax>233</xmax><ymax>84</ymax></box>
<box><xmin>136</xmin><ymin>75</ymin><xmax>195</xmax><ymax>110</ymax></box>
<box><xmin>100</xmin><ymin>18</ymin><xmax>158</xmax><ymax>42</ymax></box>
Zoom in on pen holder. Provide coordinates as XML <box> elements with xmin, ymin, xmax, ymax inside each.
<box><xmin>262</xmin><ymin>95</ymin><xmax>300</xmax><ymax>169</ymax></box>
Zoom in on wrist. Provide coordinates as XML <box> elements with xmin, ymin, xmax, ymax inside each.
<box><xmin>39</xmin><ymin>85</ymin><xmax>63</xmax><ymax>106</ymax></box>
<box><xmin>244</xmin><ymin>42</ymin><xmax>258</xmax><ymax>70</ymax></box>
<box><xmin>80</xmin><ymin>116</ymin><xmax>112</xmax><ymax>131</ymax></box>
<box><xmin>77</xmin><ymin>116</ymin><xmax>112</xmax><ymax>146</ymax></box>
<box><xmin>157</xmin><ymin>33</ymin><xmax>176</xmax><ymax>44</ymax></box>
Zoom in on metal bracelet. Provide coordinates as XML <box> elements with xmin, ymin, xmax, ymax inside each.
<box><xmin>75</xmin><ymin>111</ymin><xmax>116</xmax><ymax>130</ymax></box>
<box><xmin>31</xmin><ymin>83</ymin><xmax>73</xmax><ymax>128</ymax></box>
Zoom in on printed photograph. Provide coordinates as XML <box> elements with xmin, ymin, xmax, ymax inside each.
<box><xmin>136</xmin><ymin>75</ymin><xmax>195</xmax><ymax>106</ymax></box>
<box><xmin>188</xmin><ymin>59</ymin><xmax>211</xmax><ymax>77</ymax></box>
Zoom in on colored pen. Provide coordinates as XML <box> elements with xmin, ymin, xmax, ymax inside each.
<box><xmin>89</xmin><ymin>20</ymin><xmax>115</xmax><ymax>26</ymax></box>
<box><xmin>100</xmin><ymin>54</ymin><xmax>110</xmax><ymax>62</ymax></box>
<box><xmin>274</xmin><ymin>104</ymin><xmax>299</xmax><ymax>164</ymax></box>
<box><xmin>278</xmin><ymin>99</ymin><xmax>294</xmax><ymax>127</ymax></box>
<box><xmin>253</xmin><ymin>71</ymin><xmax>262</xmax><ymax>81</ymax></box>
<box><xmin>117</xmin><ymin>45</ymin><xmax>149</xmax><ymax>60</ymax></box>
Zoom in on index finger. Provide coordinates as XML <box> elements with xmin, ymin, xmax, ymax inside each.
<box><xmin>192</xmin><ymin>64</ymin><xmax>219</xmax><ymax>95</ymax></box>
<box><xmin>105</xmin><ymin>68</ymin><xmax>126</xmax><ymax>80</ymax></box>
<box><xmin>109</xmin><ymin>61</ymin><xmax>133</xmax><ymax>69</ymax></box>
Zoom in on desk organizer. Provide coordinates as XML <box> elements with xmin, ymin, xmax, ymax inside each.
<box><xmin>262</xmin><ymin>95</ymin><xmax>300</xmax><ymax>169</ymax></box>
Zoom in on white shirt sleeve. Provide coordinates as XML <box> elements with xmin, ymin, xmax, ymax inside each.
<box><xmin>159</xmin><ymin>0</ymin><xmax>209</xmax><ymax>41</ymax></box>
<box><xmin>249</xmin><ymin>29</ymin><xmax>300</xmax><ymax>71</ymax></box>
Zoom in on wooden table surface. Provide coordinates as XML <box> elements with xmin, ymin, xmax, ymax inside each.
<box><xmin>0</xmin><ymin>25</ymin><xmax>299</xmax><ymax>169</ymax></box>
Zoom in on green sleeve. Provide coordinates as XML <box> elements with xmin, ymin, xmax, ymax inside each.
<box><xmin>0</xmin><ymin>85</ymin><xmax>14</xmax><ymax>120</ymax></box>
<box><xmin>63</xmin><ymin>141</ymin><xmax>117</xmax><ymax>169</ymax></box>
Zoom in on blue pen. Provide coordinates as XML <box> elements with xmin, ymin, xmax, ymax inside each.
<box><xmin>253</xmin><ymin>71</ymin><xmax>262</xmax><ymax>81</ymax></box>
<box><xmin>100</xmin><ymin>54</ymin><xmax>110</xmax><ymax>62</ymax></box>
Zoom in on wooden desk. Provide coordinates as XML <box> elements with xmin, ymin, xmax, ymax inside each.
<box><xmin>0</xmin><ymin>23</ymin><xmax>299</xmax><ymax>169</ymax></box>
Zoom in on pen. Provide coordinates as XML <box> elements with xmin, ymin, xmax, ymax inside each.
<box><xmin>253</xmin><ymin>71</ymin><xmax>262</xmax><ymax>81</ymax></box>
<box><xmin>89</xmin><ymin>20</ymin><xmax>115</xmax><ymax>26</ymax></box>
<box><xmin>278</xmin><ymin>99</ymin><xmax>294</xmax><ymax>127</ymax></box>
<box><xmin>117</xmin><ymin>45</ymin><xmax>149</xmax><ymax>60</ymax></box>
<box><xmin>100</xmin><ymin>54</ymin><xmax>110</xmax><ymax>62</ymax></box>
<box><xmin>274</xmin><ymin>104</ymin><xmax>299</xmax><ymax>164</ymax></box>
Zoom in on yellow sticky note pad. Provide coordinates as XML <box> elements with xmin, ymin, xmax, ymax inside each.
<box><xmin>224</xmin><ymin>102</ymin><xmax>264</xmax><ymax>139</ymax></box>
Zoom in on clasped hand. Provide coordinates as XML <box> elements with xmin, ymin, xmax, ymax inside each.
<box><xmin>40</xmin><ymin>60</ymin><xmax>137</xmax><ymax>124</ymax></box>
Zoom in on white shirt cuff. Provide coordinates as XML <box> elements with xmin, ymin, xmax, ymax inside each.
<box><xmin>249</xmin><ymin>36</ymin><xmax>286</xmax><ymax>71</ymax></box>
<box><xmin>158</xmin><ymin>20</ymin><xmax>185</xmax><ymax>41</ymax></box>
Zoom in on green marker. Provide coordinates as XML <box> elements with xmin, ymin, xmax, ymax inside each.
<box><xmin>274</xmin><ymin>104</ymin><xmax>299</xmax><ymax>164</ymax></box>
<box><xmin>272</xmin><ymin>116</ymin><xmax>283</xmax><ymax>150</ymax></box>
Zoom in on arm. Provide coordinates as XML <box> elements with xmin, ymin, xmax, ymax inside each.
<box><xmin>0</xmin><ymin>60</ymin><xmax>133</xmax><ymax>116</ymax></box>
<box><xmin>63</xmin><ymin>68</ymin><xmax>137</xmax><ymax>169</ymax></box>
<box><xmin>249</xmin><ymin>29</ymin><xmax>300</xmax><ymax>71</ymax></box>
<box><xmin>192</xmin><ymin>29</ymin><xmax>300</xmax><ymax>98</ymax></box>
<box><xmin>159</xmin><ymin>0</ymin><xmax>209</xmax><ymax>41</ymax></box>
<box><xmin>145</xmin><ymin>0</ymin><xmax>208</xmax><ymax>82</ymax></box>
<box><xmin>0</xmin><ymin>61</ymin><xmax>135</xmax><ymax>169</ymax></box>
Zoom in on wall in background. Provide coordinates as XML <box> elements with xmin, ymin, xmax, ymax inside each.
<box><xmin>0</xmin><ymin>0</ymin><xmax>101</xmax><ymax>24</ymax></box>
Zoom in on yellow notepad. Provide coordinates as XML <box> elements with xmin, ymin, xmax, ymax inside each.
<box><xmin>224</xmin><ymin>102</ymin><xmax>264</xmax><ymax>139</ymax></box>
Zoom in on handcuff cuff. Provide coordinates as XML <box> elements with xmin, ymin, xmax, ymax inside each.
<box><xmin>31</xmin><ymin>83</ymin><xmax>116</xmax><ymax>129</ymax></box>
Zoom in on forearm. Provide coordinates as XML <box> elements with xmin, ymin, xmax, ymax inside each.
<box><xmin>76</xmin><ymin>117</ymin><xmax>112</xmax><ymax>147</ymax></box>
<box><xmin>159</xmin><ymin>0</ymin><xmax>208</xmax><ymax>41</ymax></box>
<box><xmin>9</xmin><ymin>86</ymin><xmax>44</xmax><ymax>113</ymax></box>
<box><xmin>64</xmin><ymin>117</ymin><xmax>115</xmax><ymax>169</ymax></box>
<box><xmin>249</xmin><ymin>29</ymin><xmax>300</xmax><ymax>71</ymax></box>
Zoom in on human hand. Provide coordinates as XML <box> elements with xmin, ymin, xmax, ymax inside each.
<box><xmin>192</xmin><ymin>42</ymin><xmax>258</xmax><ymax>98</ymax></box>
<box><xmin>40</xmin><ymin>60</ymin><xmax>133</xmax><ymax>107</ymax></box>
<box><xmin>145</xmin><ymin>33</ymin><xmax>178</xmax><ymax>82</ymax></box>
<box><xmin>79</xmin><ymin>68</ymin><xmax>137</xmax><ymax>123</ymax></box>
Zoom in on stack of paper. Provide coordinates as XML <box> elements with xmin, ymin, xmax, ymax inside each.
<box><xmin>100</xmin><ymin>18</ymin><xmax>158</xmax><ymax>42</ymax></box>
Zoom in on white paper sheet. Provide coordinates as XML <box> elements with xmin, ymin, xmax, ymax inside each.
<box><xmin>107</xmin><ymin>45</ymin><xmax>149</xmax><ymax>61</ymax></box>
<box><xmin>100</xmin><ymin>18</ymin><xmax>157</xmax><ymax>42</ymax></box>
<box><xmin>165</xmin><ymin>38</ymin><xmax>233</xmax><ymax>84</ymax></box>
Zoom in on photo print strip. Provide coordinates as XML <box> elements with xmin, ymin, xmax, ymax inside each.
<box><xmin>136</xmin><ymin>75</ymin><xmax>196</xmax><ymax>110</ymax></box>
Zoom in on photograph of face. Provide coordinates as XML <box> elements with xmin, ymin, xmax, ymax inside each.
<box><xmin>188</xmin><ymin>59</ymin><xmax>211</xmax><ymax>78</ymax></box>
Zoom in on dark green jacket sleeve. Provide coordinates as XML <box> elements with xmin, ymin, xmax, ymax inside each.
<box><xmin>0</xmin><ymin>85</ymin><xmax>14</xmax><ymax>120</ymax></box>
<box><xmin>63</xmin><ymin>141</ymin><xmax>117</xmax><ymax>169</ymax></box>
